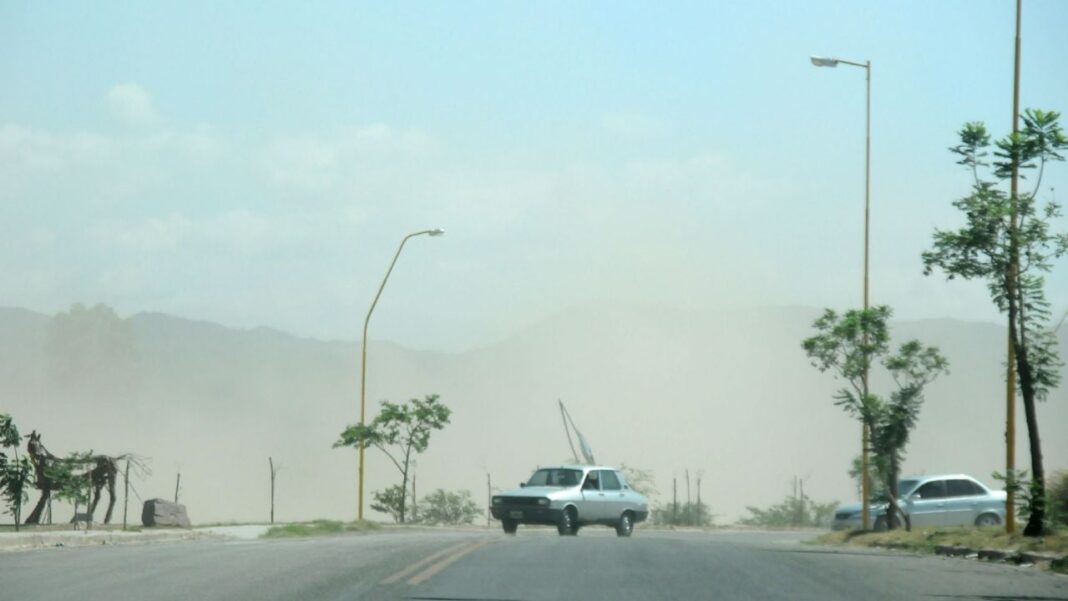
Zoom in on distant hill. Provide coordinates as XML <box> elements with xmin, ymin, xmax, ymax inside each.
<box><xmin>1</xmin><ymin>303</ymin><xmax>1065</xmax><ymax>524</ymax></box>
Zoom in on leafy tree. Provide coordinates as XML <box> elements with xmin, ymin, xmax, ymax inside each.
<box><xmin>803</xmin><ymin>307</ymin><xmax>948</xmax><ymax>529</ymax></box>
<box><xmin>738</xmin><ymin>496</ymin><xmax>838</xmax><ymax>528</ymax></box>
<box><xmin>415</xmin><ymin>489</ymin><xmax>480</xmax><ymax>526</ymax></box>
<box><xmin>651</xmin><ymin>501</ymin><xmax>713</xmax><ymax>527</ymax></box>
<box><xmin>0</xmin><ymin>414</ymin><xmax>32</xmax><ymax>530</ymax></box>
<box><xmin>618</xmin><ymin>464</ymin><xmax>657</xmax><ymax>498</ymax></box>
<box><xmin>1048</xmin><ymin>470</ymin><xmax>1068</xmax><ymax>529</ymax></box>
<box><xmin>334</xmin><ymin>394</ymin><xmax>451</xmax><ymax>523</ymax></box>
<box><xmin>370</xmin><ymin>485</ymin><xmax>407</xmax><ymax>523</ymax></box>
<box><xmin>923</xmin><ymin>110</ymin><xmax>1068</xmax><ymax>536</ymax></box>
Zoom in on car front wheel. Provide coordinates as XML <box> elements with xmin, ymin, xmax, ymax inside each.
<box><xmin>975</xmin><ymin>513</ymin><xmax>1000</xmax><ymax>527</ymax></box>
<box><xmin>501</xmin><ymin>519</ymin><xmax>517</xmax><ymax>535</ymax></box>
<box><xmin>557</xmin><ymin>507</ymin><xmax>578</xmax><ymax>536</ymax></box>
<box><xmin>616</xmin><ymin>512</ymin><xmax>634</xmax><ymax>537</ymax></box>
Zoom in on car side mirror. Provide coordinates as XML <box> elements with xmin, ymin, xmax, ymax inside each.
<box><xmin>909</xmin><ymin>493</ymin><xmax>920</xmax><ymax>501</ymax></box>
<box><xmin>520</xmin><ymin>482</ymin><xmax>526</xmax><ymax>488</ymax></box>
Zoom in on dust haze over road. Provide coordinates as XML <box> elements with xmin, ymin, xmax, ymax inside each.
<box><xmin>1</xmin><ymin>303</ymin><xmax>1065</xmax><ymax>525</ymax></box>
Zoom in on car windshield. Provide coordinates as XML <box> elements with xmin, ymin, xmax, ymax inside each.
<box><xmin>526</xmin><ymin>469</ymin><xmax>581</xmax><ymax>487</ymax></box>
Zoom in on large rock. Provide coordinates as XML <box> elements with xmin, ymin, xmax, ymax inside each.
<box><xmin>142</xmin><ymin>499</ymin><xmax>191</xmax><ymax>528</ymax></box>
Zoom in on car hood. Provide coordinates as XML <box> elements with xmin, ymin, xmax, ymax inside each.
<box><xmin>497</xmin><ymin>485</ymin><xmax>577</xmax><ymax>498</ymax></box>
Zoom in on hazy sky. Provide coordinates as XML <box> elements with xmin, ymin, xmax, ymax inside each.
<box><xmin>2</xmin><ymin>1</ymin><xmax>1067</xmax><ymax>351</ymax></box>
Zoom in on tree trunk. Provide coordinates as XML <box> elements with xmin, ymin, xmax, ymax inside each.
<box><xmin>1015</xmin><ymin>338</ymin><xmax>1046</xmax><ymax>536</ymax></box>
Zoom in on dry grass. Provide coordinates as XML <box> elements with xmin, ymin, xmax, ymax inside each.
<box><xmin>813</xmin><ymin>526</ymin><xmax>1068</xmax><ymax>556</ymax></box>
<box><xmin>262</xmin><ymin>519</ymin><xmax>380</xmax><ymax>538</ymax></box>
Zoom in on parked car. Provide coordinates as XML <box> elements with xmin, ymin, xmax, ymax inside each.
<box><xmin>490</xmin><ymin>465</ymin><xmax>649</xmax><ymax>536</ymax></box>
<box><xmin>832</xmin><ymin>474</ymin><xmax>1006</xmax><ymax>530</ymax></box>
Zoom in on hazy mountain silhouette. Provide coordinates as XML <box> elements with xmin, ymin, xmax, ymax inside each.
<box><xmin>1</xmin><ymin>303</ymin><xmax>1065</xmax><ymax>524</ymax></box>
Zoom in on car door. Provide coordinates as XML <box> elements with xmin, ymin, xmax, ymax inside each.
<box><xmin>599</xmin><ymin>470</ymin><xmax>625</xmax><ymax>520</ymax></box>
<box><xmin>579</xmin><ymin>470</ymin><xmax>603</xmax><ymax>521</ymax></box>
<box><xmin>906</xmin><ymin>480</ymin><xmax>949</xmax><ymax>526</ymax></box>
<box><xmin>943</xmin><ymin>479</ymin><xmax>983</xmax><ymax>526</ymax></box>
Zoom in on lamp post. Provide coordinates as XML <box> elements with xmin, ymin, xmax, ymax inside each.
<box><xmin>811</xmin><ymin>55</ymin><xmax>872</xmax><ymax>530</ymax></box>
<box><xmin>358</xmin><ymin>228</ymin><xmax>444</xmax><ymax>520</ymax></box>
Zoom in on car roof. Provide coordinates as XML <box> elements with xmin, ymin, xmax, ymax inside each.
<box><xmin>901</xmin><ymin>474</ymin><xmax>982</xmax><ymax>483</ymax></box>
<box><xmin>538</xmin><ymin>464</ymin><xmax>618</xmax><ymax>472</ymax></box>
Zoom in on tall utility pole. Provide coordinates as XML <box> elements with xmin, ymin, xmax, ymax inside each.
<box><xmin>486</xmin><ymin>473</ymin><xmax>492</xmax><ymax>527</ymax></box>
<box><xmin>358</xmin><ymin>228</ymin><xmax>444</xmax><ymax>521</ymax></box>
<box><xmin>811</xmin><ymin>54</ymin><xmax>873</xmax><ymax>529</ymax></box>
<box><xmin>1005</xmin><ymin>0</ymin><xmax>1023</xmax><ymax>535</ymax></box>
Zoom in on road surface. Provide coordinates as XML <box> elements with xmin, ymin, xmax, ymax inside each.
<box><xmin>1</xmin><ymin>528</ymin><xmax>1065</xmax><ymax>600</ymax></box>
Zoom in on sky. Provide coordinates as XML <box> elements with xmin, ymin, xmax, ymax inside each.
<box><xmin>2</xmin><ymin>0</ymin><xmax>1067</xmax><ymax>351</ymax></box>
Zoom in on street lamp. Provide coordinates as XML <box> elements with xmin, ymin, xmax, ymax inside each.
<box><xmin>811</xmin><ymin>54</ymin><xmax>872</xmax><ymax>530</ymax></box>
<box><xmin>358</xmin><ymin>228</ymin><xmax>444</xmax><ymax>520</ymax></box>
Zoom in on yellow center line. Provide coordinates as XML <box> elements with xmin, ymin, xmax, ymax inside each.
<box><xmin>406</xmin><ymin>538</ymin><xmax>497</xmax><ymax>586</ymax></box>
<box><xmin>379</xmin><ymin>540</ymin><xmax>473</xmax><ymax>585</ymax></box>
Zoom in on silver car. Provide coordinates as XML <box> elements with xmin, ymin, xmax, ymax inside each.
<box><xmin>832</xmin><ymin>474</ymin><xmax>1006</xmax><ymax>530</ymax></box>
<box><xmin>490</xmin><ymin>465</ymin><xmax>649</xmax><ymax>536</ymax></box>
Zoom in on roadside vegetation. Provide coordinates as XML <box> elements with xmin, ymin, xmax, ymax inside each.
<box><xmin>815</xmin><ymin>527</ymin><xmax>1068</xmax><ymax>567</ymax></box>
<box><xmin>262</xmin><ymin>519</ymin><xmax>380</xmax><ymax>539</ymax></box>
<box><xmin>740</xmin><ymin>496</ymin><xmax>837</xmax><ymax>529</ymax></box>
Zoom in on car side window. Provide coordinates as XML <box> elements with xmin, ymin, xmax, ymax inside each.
<box><xmin>600</xmin><ymin>470</ymin><xmax>621</xmax><ymax>491</ymax></box>
<box><xmin>913</xmin><ymin>480</ymin><xmax>947</xmax><ymax>499</ymax></box>
<box><xmin>582</xmin><ymin>472</ymin><xmax>600</xmax><ymax>491</ymax></box>
<box><xmin>947</xmin><ymin>479</ymin><xmax>982</xmax><ymax>497</ymax></box>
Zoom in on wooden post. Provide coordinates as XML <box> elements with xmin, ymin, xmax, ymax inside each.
<box><xmin>269</xmin><ymin>457</ymin><xmax>276</xmax><ymax>525</ymax></box>
<box><xmin>412</xmin><ymin>474</ymin><xmax>417</xmax><ymax>523</ymax></box>
<box><xmin>87</xmin><ymin>471</ymin><xmax>93</xmax><ymax>531</ymax></box>
<box><xmin>486</xmin><ymin>473</ymin><xmax>491</xmax><ymax>527</ymax></box>
<box><xmin>672</xmin><ymin>477</ymin><xmax>678</xmax><ymax>523</ymax></box>
<box><xmin>123</xmin><ymin>459</ymin><xmax>130</xmax><ymax>530</ymax></box>
<box><xmin>174</xmin><ymin>471</ymin><xmax>181</xmax><ymax>504</ymax></box>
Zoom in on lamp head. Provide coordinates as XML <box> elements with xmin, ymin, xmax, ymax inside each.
<box><xmin>810</xmin><ymin>56</ymin><xmax>839</xmax><ymax>68</ymax></box>
<box><xmin>428</xmin><ymin>228</ymin><xmax>445</xmax><ymax>237</ymax></box>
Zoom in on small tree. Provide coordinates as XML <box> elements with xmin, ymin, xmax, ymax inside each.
<box><xmin>0</xmin><ymin>414</ymin><xmax>32</xmax><ymax>531</ymax></box>
<box><xmin>739</xmin><ymin>497</ymin><xmax>837</xmax><ymax>528</ymax></box>
<box><xmin>803</xmin><ymin>307</ymin><xmax>948</xmax><ymax>530</ymax></box>
<box><xmin>334</xmin><ymin>394</ymin><xmax>451</xmax><ymax>523</ymax></box>
<box><xmin>923</xmin><ymin>110</ymin><xmax>1068</xmax><ymax>536</ymax></box>
<box><xmin>416</xmin><ymin>489</ymin><xmax>480</xmax><ymax>526</ymax></box>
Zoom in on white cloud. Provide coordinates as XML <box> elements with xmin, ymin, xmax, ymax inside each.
<box><xmin>107</xmin><ymin>83</ymin><xmax>162</xmax><ymax>128</ymax></box>
<box><xmin>601</xmin><ymin>111</ymin><xmax>672</xmax><ymax>138</ymax></box>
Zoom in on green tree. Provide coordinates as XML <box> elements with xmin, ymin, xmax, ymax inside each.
<box><xmin>923</xmin><ymin>110</ymin><xmax>1068</xmax><ymax>536</ymax></box>
<box><xmin>415</xmin><ymin>489</ymin><xmax>480</xmax><ymax>526</ymax></box>
<box><xmin>334</xmin><ymin>394</ymin><xmax>451</xmax><ymax>524</ymax></box>
<box><xmin>618</xmin><ymin>464</ymin><xmax>657</xmax><ymax>498</ymax></box>
<box><xmin>370</xmin><ymin>485</ymin><xmax>407</xmax><ymax>523</ymax></box>
<box><xmin>803</xmin><ymin>307</ymin><xmax>948</xmax><ymax>529</ymax></box>
<box><xmin>0</xmin><ymin>414</ymin><xmax>32</xmax><ymax>531</ymax></box>
<box><xmin>738</xmin><ymin>496</ymin><xmax>837</xmax><ymax>528</ymax></box>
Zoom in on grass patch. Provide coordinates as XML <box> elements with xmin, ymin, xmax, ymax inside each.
<box><xmin>812</xmin><ymin>527</ymin><xmax>1068</xmax><ymax>556</ymax></box>
<box><xmin>262</xmin><ymin>520</ymin><xmax>380</xmax><ymax>539</ymax></box>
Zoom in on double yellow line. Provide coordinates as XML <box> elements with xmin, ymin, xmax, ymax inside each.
<box><xmin>380</xmin><ymin>538</ymin><xmax>497</xmax><ymax>586</ymax></box>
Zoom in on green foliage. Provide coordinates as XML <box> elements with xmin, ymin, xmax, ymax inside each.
<box><xmin>652</xmin><ymin>501</ymin><xmax>712</xmax><ymax>527</ymax></box>
<box><xmin>924</xmin><ymin>109</ymin><xmax>1068</xmax><ymax>536</ymax></box>
<box><xmin>1049</xmin><ymin>470</ymin><xmax>1068</xmax><ymax>529</ymax></box>
<box><xmin>618</xmin><ymin>464</ymin><xmax>657</xmax><ymax>498</ymax></box>
<box><xmin>47</xmin><ymin>452</ymin><xmax>95</xmax><ymax>506</ymax></box>
<box><xmin>370</xmin><ymin>485</ymin><xmax>407</xmax><ymax>523</ymax></box>
<box><xmin>739</xmin><ymin>496</ymin><xmax>837</xmax><ymax>528</ymax></box>
<box><xmin>803</xmin><ymin>307</ymin><xmax>947</xmax><ymax>515</ymax></box>
<box><xmin>262</xmin><ymin>519</ymin><xmax>379</xmax><ymax>538</ymax></box>
<box><xmin>414</xmin><ymin>489</ymin><xmax>480</xmax><ymax>526</ymax></box>
<box><xmin>335</xmin><ymin>394</ymin><xmax>452</xmax><ymax>524</ymax></box>
<box><xmin>0</xmin><ymin>414</ymin><xmax>32</xmax><ymax>526</ymax></box>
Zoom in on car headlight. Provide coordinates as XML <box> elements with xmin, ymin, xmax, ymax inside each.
<box><xmin>492</xmin><ymin>497</ymin><xmax>502</xmax><ymax>505</ymax></box>
<box><xmin>537</xmin><ymin>498</ymin><xmax>550</xmax><ymax>506</ymax></box>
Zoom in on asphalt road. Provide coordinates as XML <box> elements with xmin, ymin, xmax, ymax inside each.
<box><xmin>1</xmin><ymin>527</ymin><xmax>1066</xmax><ymax>601</ymax></box>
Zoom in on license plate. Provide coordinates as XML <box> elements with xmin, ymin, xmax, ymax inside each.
<box><xmin>509</xmin><ymin>510</ymin><xmax>523</xmax><ymax>519</ymax></box>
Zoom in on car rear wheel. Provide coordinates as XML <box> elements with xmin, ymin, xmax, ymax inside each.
<box><xmin>616</xmin><ymin>512</ymin><xmax>634</xmax><ymax>537</ymax></box>
<box><xmin>501</xmin><ymin>519</ymin><xmax>517</xmax><ymax>535</ymax></box>
<box><xmin>557</xmin><ymin>507</ymin><xmax>578</xmax><ymax>536</ymax></box>
<box><xmin>975</xmin><ymin>513</ymin><xmax>1000</xmax><ymax>527</ymax></box>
